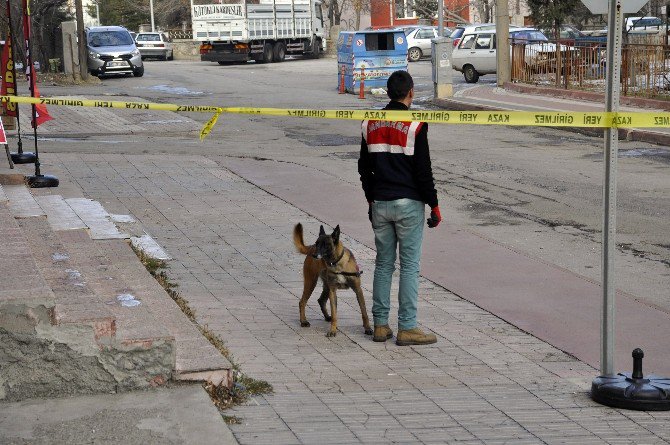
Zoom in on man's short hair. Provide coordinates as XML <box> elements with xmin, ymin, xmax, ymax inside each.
<box><xmin>387</xmin><ymin>70</ymin><xmax>413</xmax><ymax>101</ymax></box>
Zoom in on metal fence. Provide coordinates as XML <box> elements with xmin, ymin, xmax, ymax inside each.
<box><xmin>165</xmin><ymin>29</ymin><xmax>193</xmax><ymax>40</ymax></box>
<box><xmin>511</xmin><ymin>36</ymin><xmax>670</xmax><ymax>100</ymax></box>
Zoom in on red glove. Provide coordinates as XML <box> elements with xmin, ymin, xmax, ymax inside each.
<box><xmin>427</xmin><ymin>206</ymin><xmax>441</xmax><ymax>228</ymax></box>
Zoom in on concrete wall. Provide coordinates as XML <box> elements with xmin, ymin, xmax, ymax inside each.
<box><xmin>172</xmin><ymin>40</ymin><xmax>201</xmax><ymax>61</ymax></box>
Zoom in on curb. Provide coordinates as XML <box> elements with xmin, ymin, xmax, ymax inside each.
<box><xmin>433</xmin><ymin>86</ymin><xmax>670</xmax><ymax>147</ymax></box>
<box><xmin>504</xmin><ymin>82</ymin><xmax>670</xmax><ymax>112</ymax></box>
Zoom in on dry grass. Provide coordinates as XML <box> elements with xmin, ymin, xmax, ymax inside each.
<box><xmin>131</xmin><ymin>245</ymin><xmax>273</xmax><ymax>415</ymax></box>
<box><xmin>38</xmin><ymin>72</ymin><xmax>101</xmax><ymax>86</ymax></box>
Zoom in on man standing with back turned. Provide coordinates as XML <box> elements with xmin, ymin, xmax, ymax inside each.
<box><xmin>358</xmin><ymin>70</ymin><xmax>441</xmax><ymax>346</ymax></box>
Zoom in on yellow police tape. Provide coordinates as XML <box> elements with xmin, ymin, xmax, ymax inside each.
<box><xmin>3</xmin><ymin>95</ymin><xmax>670</xmax><ymax>141</ymax></box>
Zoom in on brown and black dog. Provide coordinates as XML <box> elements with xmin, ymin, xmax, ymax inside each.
<box><xmin>293</xmin><ymin>223</ymin><xmax>373</xmax><ymax>337</ymax></box>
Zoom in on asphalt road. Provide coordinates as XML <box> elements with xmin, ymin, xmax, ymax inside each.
<box><xmin>42</xmin><ymin>57</ymin><xmax>669</xmax><ymax>313</ymax></box>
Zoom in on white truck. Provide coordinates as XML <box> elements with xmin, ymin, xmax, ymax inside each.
<box><xmin>191</xmin><ymin>0</ymin><xmax>326</xmax><ymax>63</ymax></box>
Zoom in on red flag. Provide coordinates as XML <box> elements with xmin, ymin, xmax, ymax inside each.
<box><xmin>0</xmin><ymin>115</ymin><xmax>7</xmax><ymax>144</ymax></box>
<box><xmin>22</xmin><ymin>0</ymin><xmax>52</xmax><ymax>128</ymax></box>
<box><xmin>32</xmin><ymin>84</ymin><xmax>52</xmax><ymax>127</ymax></box>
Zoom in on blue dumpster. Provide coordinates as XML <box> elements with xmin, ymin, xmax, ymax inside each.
<box><xmin>336</xmin><ymin>30</ymin><xmax>408</xmax><ymax>94</ymax></box>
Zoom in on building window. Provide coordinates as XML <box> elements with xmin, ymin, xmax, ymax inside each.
<box><xmin>395</xmin><ymin>0</ymin><xmax>415</xmax><ymax>18</ymax></box>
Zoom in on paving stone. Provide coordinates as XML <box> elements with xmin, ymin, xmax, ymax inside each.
<box><xmin>4</xmin><ymin>184</ymin><xmax>46</xmax><ymax>217</ymax></box>
<box><xmin>34</xmin><ymin>195</ymin><xmax>87</xmax><ymax>231</ymax></box>
<box><xmin>36</xmin><ymin>152</ymin><xmax>670</xmax><ymax>445</ymax></box>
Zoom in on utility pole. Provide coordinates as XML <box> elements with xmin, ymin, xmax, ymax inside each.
<box><xmin>495</xmin><ymin>0</ymin><xmax>510</xmax><ymax>87</ymax></box>
<box><xmin>437</xmin><ymin>0</ymin><xmax>444</xmax><ymax>36</ymax></box>
<box><xmin>75</xmin><ymin>0</ymin><xmax>89</xmax><ymax>80</ymax></box>
<box><xmin>150</xmin><ymin>0</ymin><xmax>156</xmax><ymax>31</ymax></box>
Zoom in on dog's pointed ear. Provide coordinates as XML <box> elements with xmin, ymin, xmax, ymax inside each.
<box><xmin>319</xmin><ymin>225</ymin><xmax>326</xmax><ymax>236</ymax></box>
<box><xmin>332</xmin><ymin>225</ymin><xmax>340</xmax><ymax>243</ymax></box>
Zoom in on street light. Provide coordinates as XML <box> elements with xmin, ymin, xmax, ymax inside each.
<box><xmin>149</xmin><ymin>0</ymin><xmax>155</xmax><ymax>32</ymax></box>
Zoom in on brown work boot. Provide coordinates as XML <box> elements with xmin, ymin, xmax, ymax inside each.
<box><xmin>396</xmin><ymin>328</ymin><xmax>437</xmax><ymax>346</ymax></box>
<box><xmin>373</xmin><ymin>325</ymin><xmax>394</xmax><ymax>342</ymax></box>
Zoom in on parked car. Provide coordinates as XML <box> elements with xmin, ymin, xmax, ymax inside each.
<box><xmin>451</xmin><ymin>27</ymin><xmax>577</xmax><ymax>83</ymax></box>
<box><xmin>449</xmin><ymin>23</ymin><xmax>501</xmax><ymax>47</ymax></box>
<box><xmin>135</xmin><ymin>32</ymin><xmax>174</xmax><ymax>60</ymax></box>
<box><xmin>404</xmin><ymin>26</ymin><xmax>452</xmax><ymax>62</ymax></box>
<box><xmin>625</xmin><ymin>16</ymin><xmax>663</xmax><ymax>34</ymax></box>
<box><xmin>86</xmin><ymin>26</ymin><xmax>144</xmax><ymax>77</ymax></box>
<box><xmin>541</xmin><ymin>24</ymin><xmax>607</xmax><ymax>48</ymax></box>
<box><xmin>510</xmin><ymin>28</ymin><xmax>579</xmax><ymax>73</ymax></box>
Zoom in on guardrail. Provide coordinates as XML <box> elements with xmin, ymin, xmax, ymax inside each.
<box><xmin>511</xmin><ymin>37</ymin><xmax>670</xmax><ymax>100</ymax></box>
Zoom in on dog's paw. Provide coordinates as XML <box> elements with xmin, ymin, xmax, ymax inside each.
<box><xmin>300</xmin><ymin>321</ymin><xmax>310</xmax><ymax>327</ymax></box>
<box><xmin>364</xmin><ymin>328</ymin><xmax>373</xmax><ymax>335</ymax></box>
<box><xmin>324</xmin><ymin>315</ymin><xmax>332</xmax><ymax>322</ymax></box>
<box><xmin>326</xmin><ymin>331</ymin><xmax>337</xmax><ymax>337</ymax></box>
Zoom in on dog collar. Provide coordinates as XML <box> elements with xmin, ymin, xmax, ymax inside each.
<box><xmin>327</xmin><ymin>248</ymin><xmax>346</xmax><ymax>267</ymax></box>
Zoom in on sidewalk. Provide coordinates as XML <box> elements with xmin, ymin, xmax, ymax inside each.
<box><xmin>1</xmin><ymin>85</ymin><xmax>669</xmax><ymax>444</ymax></box>
<box><xmin>436</xmin><ymin>82</ymin><xmax>670</xmax><ymax>146</ymax></box>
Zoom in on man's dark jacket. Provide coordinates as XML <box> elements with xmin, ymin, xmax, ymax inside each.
<box><xmin>358</xmin><ymin>100</ymin><xmax>438</xmax><ymax>208</ymax></box>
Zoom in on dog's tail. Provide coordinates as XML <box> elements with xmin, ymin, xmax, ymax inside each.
<box><xmin>293</xmin><ymin>223</ymin><xmax>311</xmax><ymax>255</ymax></box>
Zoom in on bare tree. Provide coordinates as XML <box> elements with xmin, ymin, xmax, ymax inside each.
<box><xmin>0</xmin><ymin>0</ymin><xmax>71</xmax><ymax>69</ymax></box>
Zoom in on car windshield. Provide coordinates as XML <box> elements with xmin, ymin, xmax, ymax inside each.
<box><xmin>450</xmin><ymin>28</ymin><xmax>464</xmax><ymax>39</ymax></box>
<box><xmin>136</xmin><ymin>34</ymin><xmax>161</xmax><ymax>42</ymax></box>
<box><xmin>511</xmin><ymin>30</ymin><xmax>548</xmax><ymax>43</ymax></box>
<box><xmin>88</xmin><ymin>31</ymin><xmax>133</xmax><ymax>47</ymax></box>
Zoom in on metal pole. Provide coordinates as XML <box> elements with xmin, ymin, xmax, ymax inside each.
<box><xmin>96</xmin><ymin>2</ymin><xmax>100</xmax><ymax>26</ymax></box>
<box><xmin>601</xmin><ymin>0</ymin><xmax>624</xmax><ymax>376</ymax></box>
<box><xmin>437</xmin><ymin>0</ymin><xmax>444</xmax><ymax>36</ymax></box>
<box><xmin>150</xmin><ymin>0</ymin><xmax>155</xmax><ymax>32</ymax></box>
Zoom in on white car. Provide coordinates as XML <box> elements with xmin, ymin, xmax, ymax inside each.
<box><xmin>405</xmin><ymin>26</ymin><xmax>451</xmax><ymax>62</ymax></box>
<box><xmin>452</xmin><ymin>27</ymin><xmax>577</xmax><ymax>83</ymax></box>
<box><xmin>135</xmin><ymin>32</ymin><xmax>174</xmax><ymax>60</ymax></box>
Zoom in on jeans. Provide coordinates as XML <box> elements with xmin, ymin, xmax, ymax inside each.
<box><xmin>370</xmin><ymin>198</ymin><xmax>425</xmax><ymax>331</ymax></box>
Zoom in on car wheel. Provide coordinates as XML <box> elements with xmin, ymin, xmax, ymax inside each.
<box><xmin>408</xmin><ymin>47</ymin><xmax>422</xmax><ymax>62</ymax></box>
<box><xmin>463</xmin><ymin>65</ymin><xmax>479</xmax><ymax>83</ymax></box>
<box><xmin>273</xmin><ymin>42</ymin><xmax>286</xmax><ymax>62</ymax></box>
<box><xmin>133</xmin><ymin>66</ymin><xmax>144</xmax><ymax>77</ymax></box>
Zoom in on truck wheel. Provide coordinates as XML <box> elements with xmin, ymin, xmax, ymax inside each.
<box><xmin>463</xmin><ymin>65</ymin><xmax>479</xmax><ymax>83</ymax></box>
<box><xmin>261</xmin><ymin>43</ymin><xmax>273</xmax><ymax>63</ymax></box>
<box><xmin>307</xmin><ymin>39</ymin><xmax>320</xmax><ymax>59</ymax></box>
<box><xmin>273</xmin><ymin>42</ymin><xmax>286</xmax><ymax>62</ymax></box>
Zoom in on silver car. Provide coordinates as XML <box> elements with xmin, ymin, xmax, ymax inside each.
<box><xmin>135</xmin><ymin>32</ymin><xmax>174</xmax><ymax>61</ymax></box>
<box><xmin>405</xmin><ymin>26</ymin><xmax>451</xmax><ymax>62</ymax></box>
<box><xmin>87</xmin><ymin>26</ymin><xmax>144</xmax><ymax>77</ymax></box>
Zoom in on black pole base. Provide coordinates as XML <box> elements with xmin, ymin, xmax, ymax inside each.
<box><xmin>10</xmin><ymin>152</ymin><xmax>37</xmax><ymax>164</ymax></box>
<box><xmin>592</xmin><ymin>373</ymin><xmax>670</xmax><ymax>410</ymax></box>
<box><xmin>26</xmin><ymin>174</ymin><xmax>59</xmax><ymax>188</ymax></box>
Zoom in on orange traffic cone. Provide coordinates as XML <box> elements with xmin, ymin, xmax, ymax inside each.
<box><xmin>358</xmin><ymin>67</ymin><xmax>365</xmax><ymax>99</ymax></box>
